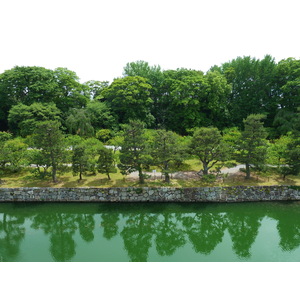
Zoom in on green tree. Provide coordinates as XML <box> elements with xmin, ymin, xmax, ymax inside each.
<box><xmin>85</xmin><ymin>101</ymin><xmax>118</xmax><ymax>131</ymax></box>
<box><xmin>66</xmin><ymin>108</ymin><xmax>94</xmax><ymax>137</ymax></box>
<box><xmin>72</xmin><ymin>144</ymin><xmax>89</xmax><ymax>180</ymax></box>
<box><xmin>151</xmin><ymin>129</ymin><xmax>186</xmax><ymax>183</ymax></box>
<box><xmin>118</xmin><ymin>120</ymin><xmax>152</xmax><ymax>184</ymax></box>
<box><xmin>97</xmin><ymin>147</ymin><xmax>117</xmax><ymax>180</ymax></box>
<box><xmin>123</xmin><ymin>61</ymin><xmax>164</xmax><ymax>128</ymax></box>
<box><xmin>189</xmin><ymin>127</ymin><xmax>229</xmax><ymax>175</ymax></box>
<box><xmin>0</xmin><ymin>66</ymin><xmax>59</xmax><ymax>130</ymax></box>
<box><xmin>0</xmin><ymin>138</ymin><xmax>29</xmax><ymax>172</ymax></box>
<box><xmin>0</xmin><ymin>66</ymin><xmax>89</xmax><ymax>130</ymax></box>
<box><xmin>103</xmin><ymin>76</ymin><xmax>154</xmax><ymax>126</ymax></box>
<box><xmin>8</xmin><ymin>102</ymin><xmax>61</xmax><ymax>136</ymax></box>
<box><xmin>53</xmin><ymin>67</ymin><xmax>89</xmax><ymax>112</ymax></box>
<box><xmin>217</xmin><ymin>55</ymin><xmax>278</xmax><ymax>128</ymax></box>
<box><xmin>235</xmin><ymin>114</ymin><xmax>269</xmax><ymax>179</ymax></box>
<box><xmin>273</xmin><ymin>58</ymin><xmax>300</xmax><ymax>135</ymax></box>
<box><xmin>84</xmin><ymin>80</ymin><xmax>109</xmax><ymax>101</ymax></box>
<box><xmin>32</xmin><ymin>121</ymin><xmax>66</xmax><ymax>182</ymax></box>
<box><xmin>159</xmin><ymin>69</ymin><xmax>231</xmax><ymax>134</ymax></box>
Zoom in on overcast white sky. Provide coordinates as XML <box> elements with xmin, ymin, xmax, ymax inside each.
<box><xmin>0</xmin><ymin>0</ymin><xmax>299</xmax><ymax>83</ymax></box>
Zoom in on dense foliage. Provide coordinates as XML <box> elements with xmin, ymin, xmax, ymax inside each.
<box><xmin>0</xmin><ymin>55</ymin><xmax>300</xmax><ymax>183</ymax></box>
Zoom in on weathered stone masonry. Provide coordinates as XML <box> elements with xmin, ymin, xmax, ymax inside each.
<box><xmin>0</xmin><ymin>186</ymin><xmax>299</xmax><ymax>202</ymax></box>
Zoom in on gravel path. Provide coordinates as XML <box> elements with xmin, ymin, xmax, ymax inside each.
<box><xmin>128</xmin><ymin>165</ymin><xmax>245</xmax><ymax>179</ymax></box>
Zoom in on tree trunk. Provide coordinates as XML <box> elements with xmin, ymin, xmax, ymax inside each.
<box><xmin>51</xmin><ymin>151</ymin><xmax>57</xmax><ymax>183</ymax></box>
<box><xmin>52</xmin><ymin>165</ymin><xmax>57</xmax><ymax>182</ymax></box>
<box><xmin>107</xmin><ymin>172</ymin><xmax>111</xmax><ymax>180</ymax></box>
<box><xmin>245</xmin><ymin>163</ymin><xmax>251</xmax><ymax>179</ymax></box>
<box><xmin>138</xmin><ymin>166</ymin><xmax>144</xmax><ymax>184</ymax></box>
<box><xmin>164</xmin><ymin>172</ymin><xmax>170</xmax><ymax>183</ymax></box>
<box><xmin>202</xmin><ymin>162</ymin><xmax>209</xmax><ymax>175</ymax></box>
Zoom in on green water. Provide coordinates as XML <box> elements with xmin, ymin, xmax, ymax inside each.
<box><xmin>0</xmin><ymin>201</ymin><xmax>300</xmax><ymax>262</ymax></box>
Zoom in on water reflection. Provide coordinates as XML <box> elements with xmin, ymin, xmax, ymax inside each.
<box><xmin>226</xmin><ymin>211</ymin><xmax>264</xmax><ymax>258</ymax></box>
<box><xmin>0</xmin><ymin>202</ymin><xmax>300</xmax><ymax>261</ymax></box>
<box><xmin>31</xmin><ymin>213</ymin><xmax>78</xmax><ymax>261</ymax></box>
<box><xmin>0</xmin><ymin>213</ymin><xmax>25</xmax><ymax>261</ymax></box>
<box><xmin>121</xmin><ymin>213</ymin><xmax>157</xmax><ymax>262</ymax></box>
<box><xmin>181</xmin><ymin>213</ymin><xmax>226</xmax><ymax>255</ymax></box>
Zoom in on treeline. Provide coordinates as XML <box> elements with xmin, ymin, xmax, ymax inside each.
<box><xmin>0</xmin><ymin>115</ymin><xmax>299</xmax><ymax>183</ymax></box>
<box><xmin>0</xmin><ymin>56</ymin><xmax>299</xmax><ymax>183</ymax></box>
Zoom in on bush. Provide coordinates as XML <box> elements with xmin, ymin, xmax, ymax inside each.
<box><xmin>202</xmin><ymin>174</ymin><xmax>217</xmax><ymax>183</ymax></box>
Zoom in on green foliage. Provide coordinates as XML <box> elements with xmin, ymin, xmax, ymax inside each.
<box><xmin>151</xmin><ymin>129</ymin><xmax>187</xmax><ymax>183</ymax></box>
<box><xmin>103</xmin><ymin>76</ymin><xmax>154</xmax><ymax>126</ymax></box>
<box><xmin>0</xmin><ymin>131</ymin><xmax>12</xmax><ymax>143</ymax></box>
<box><xmin>81</xmin><ymin>138</ymin><xmax>103</xmax><ymax>174</ymax></box>
<box><xmin>118</xmin><ymin>120</ymin><xmax>152</xmax><ymax>183</ymax></box>
<box><xmin>0</xmin><ymin>137</ymin><xmax>29</xmax><ymax>173</ymax></box>
<box><xmin>97</xmin><ymin>147</ymin><xmax>117</xmax><ymax>180</ymax></box>
<box><xmin>84</xmin><ymin>80</ymin><xmax>109</xmax><ymax>101</ymax></box>
<box><xmin>72</xmin><ymin>144</ymin><xmax>89</xmax><ymax>180</ymax></box>
<box><xmin>190</xmin><ymin>127</ymin><xmax>229</xmax><ymax>175</ymax></box>
<box><xmin>8</xmin><ymin>102</ymin><xmax>61</xmax><ymax>136</ymax></box>
<box><xmin>235</xmin><ymin>114</ymin><xmax>269</xmax><ymax>179</ymax></box>
<box><xmin>66</xmin><ymin>108</ymin><xmax>94</xmax><ymax>137</ymax></box>
<box><xmin>202</xmin><ymin>174</ymin><xmax>217</xmax><ymax>183</ymax></box>
<box><xmin>0</xmin><ymin>66</ymin><xmax>89</xmax><ymax>131</ymax></box>
<box><xmin>218</xmin><ymin>55</ymin><xmax>278</xmax><ymax>128</ymax></box>
<box><xmin>31</xmin><ymin>121</ymin><xmax>66</xmax><ymax>182</ymax></box>
<box><xmin>86</xmin><ymin>101</ymin><xmax>117</xmax><ymax>131</ymax></box>
<box><xmin>96</xmin><ymin>129</ymin><xmax>113</xmax><ymax>143</ymax></box>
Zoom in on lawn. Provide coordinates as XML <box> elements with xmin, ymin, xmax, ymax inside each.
<box><xmin>0</xmin><ymin>162</ymin><xmax>299</xmax><ymax>188</ymax></box>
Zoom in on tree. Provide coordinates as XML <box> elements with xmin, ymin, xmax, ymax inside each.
<box><xmin>72</xmin><ymin>144</ymin><xmax>89</xmax><ymax>180</ymax></box>
<box><xmin>273</xmin><ymin>58</ymin><xmax>300</xmax><ymax>135</ymax></box>
<box><xmin>0</xmin><ymin>66</ymin><xmax>89</xmax><ymax>130</ymax></box>
<box><xmin>53</xmin><ymin>67</ymin><xmax>89</xmax><ymax>112</ymax></box>
<box><xmin>235</xmin><ymin>114</ymin><xmax>269</xmax><ymax>179</ymax></box>
<box><xmin>97</xmin><ymin>147</ymin><xmax>117</xmax><ymax>180</ymax></box>
<box><xmin>151</xmin><ymin>129</ymin><xmax>186</xmax><ymax>183</ymax></box>
<box><xmin>123</xmin><ymin>61</ymin><xmax>164</xmax><ymax>128</ymax></box>
<box><xmin>0</xmin><ymin>138</ymin><xmax>29</xmax><ymax>172</ymax></box>
<box><xmin>84</xmin><ymin>80</ymin><xmax>109</xmax><ymax>101</ymax></box>
<box><xmin>189</xmin><ymin>127</ymin><xmax>229</xmax><ymax>175</ymax></box>
<box><xmin>80</xmin><ymin>138</ymin><xmax>103</xmax><ymax>175</ymax></box>
<box><xmin>102</xmin><ymin>76</ymin><xmax>154</xmax><ymax>126</ymax></box>
<box><xmin>32</xmin><ymin>121</ymin><xmax>66</xmax><ymax>182</ymax></box>
<box><xmin>8</xmin><ymin>102</ymin><xmax>61</xmax><ymax>137</ymax></box>
<box><xmin>85</xmin><ymin>101</ymin><xmax>118</xmax><ymax>131</ymax></box>
<box><xmin>0</xmin><ymin>66</ymin><xmax>59</xmax><ymax>130</ymax></box>
<box><xmin>159</xmin><ymin>69</ymin><xmax>231</xmax><ymax>134</ymax></box>
<box><xmin>118</xmin><ymin>120</ymin><xmax>152</xmax><ymax>184</ymax></box>
<box><xmin>66</xmin><ymin>108</ymin><xmax>94</xmax><ymax>137</ymax></box>
<box><xmin>217</xmin><ymin>55</ymin><xmax>278</xmax><ymax>128</ymax></box>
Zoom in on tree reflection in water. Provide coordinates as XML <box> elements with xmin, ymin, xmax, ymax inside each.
<box><xmin>76</xmin><ymin>214</ymin><xmax>95</xmax><ymax>243</ymax></box>
<box><xmin>155</xmin><ymin>213</ymin><xmax>185</xmax><ymax>256</ymax></box>
<box><xmin>1</xmin><ymin>202</ymin><xmax>300</xmax><ymax>261</ymax></box>
<box><xmin>181</xmin><ymin>212</ymin><xmax>226</xmax><ymax>255</ymax></box>
<box><xmin>101</xmin><ymin>213</ymin><xmax>120</xmax><ymax>240</ymax></box>
<box><xmin>120</xmin><ymin>213</ymin><xmax>157</xmax><ymax>262</ymax></box>
<box><xmin>31</xmin><ymin>213</ymin><xmax>78</xmax><ymax>261</ymax></box>
<box><xmin>226</xmin><ymin>212</ymin><xmax>263</xmax><ymax>258</ymax></box>
<box><xmin>0</xmin><ymin>213</ymin><xmax>25</xmax><ymax>261</ymax></box>
<box><xmin>273</xmin><ymin>205</ymin><xmax>300</xmax><ymax>252</ymax></box>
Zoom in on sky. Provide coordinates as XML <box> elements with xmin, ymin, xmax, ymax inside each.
<box><xmin>0</xmin><ymin>0</ymin><xmax>300</xmax><ymax>83</ymax></box>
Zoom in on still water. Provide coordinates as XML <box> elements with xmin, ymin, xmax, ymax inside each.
<box><xmin>0</xmin><ymin>201</ymin><xmax>300</xmax><ymax>262</ymax></box>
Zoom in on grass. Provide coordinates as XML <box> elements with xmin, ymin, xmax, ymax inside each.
<box><xmin>0</xmin><ymin>162</ymin><xmax>299</xmax><ymax>188</ymax></box>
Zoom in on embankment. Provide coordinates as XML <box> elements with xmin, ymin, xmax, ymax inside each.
<box><xmin>0</xmin><ymin>186</ymin><xmax>299</xmax><ymax>202</ymax></box>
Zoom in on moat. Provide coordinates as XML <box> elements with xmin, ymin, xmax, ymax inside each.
<box><xmin>1</xmin><ymin>201</ymin><xmax>300</xmax><ymax>262</ymax></box>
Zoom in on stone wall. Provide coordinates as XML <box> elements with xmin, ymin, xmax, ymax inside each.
<box><xmin>0</xmin><ymin>186</ymin><xmax>299</xmax><ymax>202</ymax></box>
